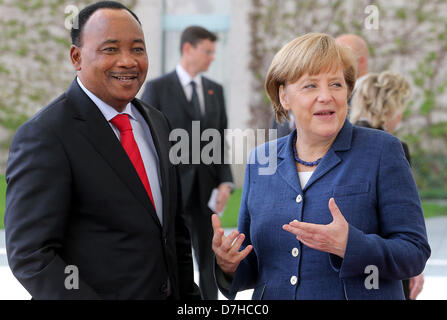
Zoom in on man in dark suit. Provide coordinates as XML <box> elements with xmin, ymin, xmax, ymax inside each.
<box><xmin>4</xmin><ymin>1</ymin><xmax>199</xmax><ymax>300</ymax></box>
<box><xmin>141</xmin><ymin>26</ymin><xmax>233</xmax><ymax>300</ymax></box>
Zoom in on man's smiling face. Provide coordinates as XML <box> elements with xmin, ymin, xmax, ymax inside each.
<box><xmin>71</xmin><ymin>8</ymin><xmax>148</xmax><ymax>111</ymax></box>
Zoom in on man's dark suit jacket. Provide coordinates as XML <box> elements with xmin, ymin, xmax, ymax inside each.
<box><xmin>4</xmin><ymin>79</ymin><xmax>199</xmax><ymax>300</ymax></box>
<box><xmin>141</xmin><ymin>71</ymin><xmax>233</xmax><ymax>207</ymax></box>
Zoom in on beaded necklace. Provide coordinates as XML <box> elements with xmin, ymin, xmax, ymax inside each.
<box><xmin>292</xmin><ymin>133</ymin><xmax>322</xmax><ymax>167</ymax></box>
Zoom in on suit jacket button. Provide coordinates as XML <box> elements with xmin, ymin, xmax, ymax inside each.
<box><xmin>160</xmin><ymin>282</ymin><xmax>168</xmax><ymax>294</ymax></box>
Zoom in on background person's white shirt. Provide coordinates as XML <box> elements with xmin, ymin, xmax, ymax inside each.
<box><xmin>176</xmin><ymin>64</ymin><xmax>205</xmax><ymax>115</ymax></box>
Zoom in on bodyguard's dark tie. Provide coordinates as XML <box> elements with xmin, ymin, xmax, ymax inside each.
<box><xmin>190</xmin><ymin>81</ymin><xmax>202</xmax><ymax>121</ymax></box>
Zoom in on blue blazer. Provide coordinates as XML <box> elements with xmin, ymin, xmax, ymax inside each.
<box><xmin>222</xmin><ymin>120</ymin><xmax>430</xmax><ymax>300</ymax></box>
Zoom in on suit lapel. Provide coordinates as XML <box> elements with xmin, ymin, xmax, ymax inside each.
<box><xmin>67</xmin><ymin>80</ymin><xmax>161</xmax><ymax>228</ymax></box>
<box><xmin>276</xmin><ymin>132</ymin><xmax>302</xmax><ymax>195</ymax></box>
<box><xmin>133</xmin><ymin>99</ymin><xmax>171</xmax><ymax>232</ymax></box>
<box><xmin>169</xmin><ymin>71</ymin><xmax>196</xmax><ymax>120</ymax></box>
<box><xmin>302</xmin><ymin>149</ymin><xmax>341</xmax><ymax>192</ymax></box>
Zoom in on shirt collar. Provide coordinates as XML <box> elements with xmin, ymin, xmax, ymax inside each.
<box><xmin>176</xmin><ymin>64</ymin><xmax>202</xmax><ymax>88</ymax></box>
<box><xmin>76</xmin><ymin>77</ymin><xmax>136</xmax><ymax>122</ymax></box>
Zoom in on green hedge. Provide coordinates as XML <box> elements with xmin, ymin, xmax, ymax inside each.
<box><xmin>419</xmin><ymin>189</ymin><xmax>447</xmax><ymax>200</ymax></box>
<box><xmin>421</xmin><ymin>202</ymin><xmax>447</xmax><ymax>219</ymax></box>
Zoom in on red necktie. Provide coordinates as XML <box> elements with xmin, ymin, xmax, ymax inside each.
<box><xmin>110</xmin><ymin>114</ymin><xmax>156</xmax><ymax>210</ymax></box>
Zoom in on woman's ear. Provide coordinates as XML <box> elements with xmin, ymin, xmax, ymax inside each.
<box><xmin>279</xmin><ymin>84</ymin><xmax>290</xmax><ymax>110</ymax></box>
<box><xmin>70</xmin><ymin>45</ymin><xmax>82</xmax><ymax>71</ymax></box>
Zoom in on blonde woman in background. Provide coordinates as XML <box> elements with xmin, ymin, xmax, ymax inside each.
<box><xmin>350</xmin><ymin>71</ymin><xmax>425</xmax><ymax>300</ymax></box>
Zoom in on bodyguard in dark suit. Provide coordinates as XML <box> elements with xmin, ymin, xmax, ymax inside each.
<box><xmin>141</xmin><ymin>26</ymin><xmax>233</xmax><ymax>300</ymax></box>
<box><xmin>4</xmin><ymin>1</ymin><xmax>199</xmax><ymax>300</ymax></box>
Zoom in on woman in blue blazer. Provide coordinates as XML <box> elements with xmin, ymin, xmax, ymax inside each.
<box><xmin>211</xmin><ymin>33</ymin><xmax>430</xmax><ymax>300</ymax></box>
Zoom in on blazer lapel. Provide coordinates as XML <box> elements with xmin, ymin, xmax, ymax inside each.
<box><xmin>276</xmin><ymin>131</ymin><xmax>302</xmax><ymax>195</ymax></box>
<box><xmin>67</xmin><ymin>80</ymin><xmax>161</xmax><ymax>228</ymax></box>
<box><xmin>303</xmin><ymin>120</ymin><xmax>353</xmax><ymax>191</ymax></box>
<box><xmin>303</xmin><ymin>149</ymin><xmax>341</xmax><ymax>192</ymax></box>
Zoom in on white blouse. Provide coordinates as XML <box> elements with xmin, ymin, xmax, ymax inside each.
<box><xmin>298</xmin><ymin>171</ymin><xmax>314</xmax><ymax>189</ymax></box>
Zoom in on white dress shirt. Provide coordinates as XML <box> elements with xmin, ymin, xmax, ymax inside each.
<box><xmin>77</xmin><ymin>77</ymin><xmax>163</xmax><ymax>224</ymax></box>
<box><xmin>176</xmin><ymin>64</ymin><xmax>205</xmax><ymax>115</ymax></box>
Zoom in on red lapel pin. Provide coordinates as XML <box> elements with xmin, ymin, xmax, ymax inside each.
<box><xmin>208</xmin><ymin>89</ymin><xmax>214</xmax><ymax>95</ymax></box>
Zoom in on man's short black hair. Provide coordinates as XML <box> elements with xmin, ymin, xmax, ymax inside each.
<box><xmin>70</xmin><ymin>1</ymin><xmax>141</xmax><ymax>47</ymax></box>
<box><xmin>180</xmin><ymin>26</ymin><xmax>217</xmax><ymax>54</ymax></box>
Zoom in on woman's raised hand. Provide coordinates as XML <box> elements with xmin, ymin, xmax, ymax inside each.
<box><xmin>282</xmin><ymin>198</ymin><xmax>349</xmax><ymax>258</ymax></box>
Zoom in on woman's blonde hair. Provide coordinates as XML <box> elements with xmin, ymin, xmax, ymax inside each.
<box><xmin>265</xmin><ymin>33</ymin><xmax>357</xmax><ymax>124</ymax></box>
<box><xmin>350</xmin><ymin>71</ymin><xmax>412</xmax><ymax>129</ymax></box>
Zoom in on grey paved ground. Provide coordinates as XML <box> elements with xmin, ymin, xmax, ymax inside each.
<box><xmin>0</xmin><ymin>230</ymin><xmax>6</xmax><ymax>266</ymax></box>
<box><xmin>422</xmin><ymin>216</ymin><xmax>447</xmax><ymax>276</ymax></box>
<box><xmin>1</xmin><ymin>217</ymin><xmax>447</xmax><ymax>299</ymax></box>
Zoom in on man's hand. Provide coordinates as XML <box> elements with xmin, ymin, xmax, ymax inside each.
<box><xmin>282</xmin><ymin>198</ymin><xmax>349</xmax><ymax>258</ymax></box>
<box><xmin>211</xmin><ymin>214</ymin><xmax>253</xmax><ymax>274</ymax></box>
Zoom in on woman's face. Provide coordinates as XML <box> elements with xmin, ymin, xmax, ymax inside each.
<box><xmin>279</xmin><ymin>68</ymin><xmax>348</xmax><ymax>144</ymax></box>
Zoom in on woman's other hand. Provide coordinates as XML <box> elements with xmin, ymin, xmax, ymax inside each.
<box><xmin>211</xmin><ymin>214</ymin><xmax>253</xmax><ymax>275</ymax></box>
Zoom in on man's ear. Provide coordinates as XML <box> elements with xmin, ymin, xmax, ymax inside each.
<box><xmin>279</xmin><ymin>84</ymin><xmax>290</xmax><ymax>110</ymax></box>
<box><xmin>70</xmin><ymin>45</ymin><xmax>82</xmax><ymax>71</ymax></box>
<box><xmin>358</xmin><ymin>55</ymin><xmax>367</xmax><ymax>71</ymax></box>
<box><xmin>182</xmin><ymin>42</ymin><xmax>193</xmax><ymax>56</ymax></box>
